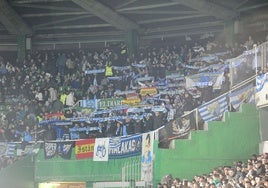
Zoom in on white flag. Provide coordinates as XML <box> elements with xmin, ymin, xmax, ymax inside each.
<box><xmin>93</xmin><ymin>138</ymin><xmax>109</xmax><ymax>161</ymax></box>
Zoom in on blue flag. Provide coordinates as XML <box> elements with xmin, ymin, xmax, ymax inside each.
<box><xmin>229</xmin><ymin>84</ymin><xmax>255</xmax><ymax>111</ymax></box>
<box><xmin>198</xmin><ymin>95</ymin><xmax>228</xmax><ymax>122</ymax></box>
<box><xmin>6</xmin><ymin>142</ymin><xmax>16</xmax><ymax>157</ymax></box>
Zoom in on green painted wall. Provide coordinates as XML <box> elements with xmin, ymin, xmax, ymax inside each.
<box><xmin>0</xmin><ymin>155</ymin><xmax>35</xmax><ymax>188</ymax></box>
<box><xmin>35</xmin><ymin>151</ymin><xmax>141</xmax><ymax>187</ymax></box>
<box><xmin>154</xmin><ymin>104</ymin><xmax>260</xmax><ymax>184</ymax></box>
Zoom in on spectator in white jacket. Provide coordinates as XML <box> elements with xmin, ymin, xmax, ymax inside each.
<box><xmin>65</xmin><ymin>90</ymin><xmax>75</xmax><ymax>107</ymax></box>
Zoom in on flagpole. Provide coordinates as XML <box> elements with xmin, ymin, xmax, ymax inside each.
<box><xmin>228</xmin><ymin>90</ymin><xmax>232</xmax><ymax>112</ymax></box>
<box><xmin>229</xmin><ymin>59</ymin><xmax>233</xmax><ymax>89</ymax></box>
<box><xmin>195</xmin><ymin>108</ymin><xmax>199</xmax><ymax>130</ymax></box>
<box><xmin>254</xmin><ymin>44</ymin><xmax>258</xmax><ymax>76</ymax></box>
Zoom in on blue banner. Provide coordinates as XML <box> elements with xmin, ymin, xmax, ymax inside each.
<box><xmin>256</xmin><ymin>73</ymin><xmax>267</xmax><ymax>92</ymax></box>
<box><xmin>186</xmin><ymin>72</ymin><xmax>224</xmax><ymax>89</ymax></box>
<box><xmin>132</xmin><ymin>63</ymin><xmax>147</xmax><ymax>68</ymax></box>
<box><xmin>81</xmin><ymin>99</ymin><xmax>97</xmax><ymax>108</ymax></box>
<box><xmin>38</xmin><ymin>120</ymin><xmax>72</xmax><ymax>126</ymax></box>
<box><xmin>256</xmin><ymin>73</ymin><xmax>268</xmax><ymax>107</ymax></box>
<box><xmin>109</xmin><ymin>134</ymin><xmax>142</xmax><ymax>159</ymax></box>
<box><xmin>0</xmin><ymin>67</ymin><xmax>7</xmax><ymax>74</ymax></box>
<box><xmin>6</xmin><ymin>142</ymin><xmax>16</xmax><ymax>157</ymax></box>
<box><xmin>85</xmin><ymin>69</ymin><xmax>105</xmax><ymax>74</ymax></box>
<box><xmin>113</xmin><ymin>66</ymin><xmax>131</xmax><ymax>71</ymax></box>
<box><xmin>189</xmin><ymin>55</ymin><xmax>218</xmax><ymax>63</ymax></box>
<box><xmin>107</xmin><ymin>76</ymin><xmax>122</xmax><ymax>81</ymax></box>
<box><xmin>229</xmin><ymin>84</ymin><xmax>255</xmax><ymax>111</ymax></box>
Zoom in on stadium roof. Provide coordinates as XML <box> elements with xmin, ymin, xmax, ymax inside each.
<box><xmin>0</xmin><ymin>0</ymin><xmax>268</xmax><ymax>46</ymax></box>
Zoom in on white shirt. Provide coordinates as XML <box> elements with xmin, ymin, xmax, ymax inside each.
<box><xmin>66</xmin><ymin>92</ymin><xmax>75</xmax><ymax>106</ymax></box>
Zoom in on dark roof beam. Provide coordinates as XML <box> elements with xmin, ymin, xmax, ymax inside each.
<box><xmin>235</xmin><ymin>0</ymin><xmax>250</xmax><ymax>9</ymax></box>
<box><xmin>72</xmin><ymin>0</ymin><xmax>140</xmax><ymax>31</ymax></box>
<box><xmin>12</xmin><ymin>0</ymin><xmax>69</xmax><ymax>3</ymax></box>
<box><xmin>120</xmin><ymin>10</ymin><xmax>198</xmax><ymax>15</ymax></box>
<box><xmin>34</xmin><ymin>30</ymin><xmax>125</xmax><ymax>39</ymax></box>
<box><xmin>246</xmin><ymin>22</ymin><xmax>268</xmax><ymax>27</ymax></box>
<box><xmin>141</xmin><ymin>28</ymin><xmax>221</xmax><ymax>40</ymax></box>
<box><xmin>138</xmin><ymin>14</ymin><xmax>205</xmax><ymax>24</ymax></box>
<box><xmin>11</xmin><ymin>3</ymin><xmax>83</xmax><ymax>12</ymax></box>
<box><xmin>33</xmin><ymin>15</ymin><xmax>93</xmax><ymax>29</ymax></box>
<box><xmin>241</xmin><ymin>9</ymin><xmax>268</xmax><ymax>24</ymax></box>
<box><xmin>34</xmin><ymin>23</ymin><xmax>111</xmax><ymax>30</ymax></box>
<box><xmin>33</xmin><ymin>35</ymin><xmax>124</xmax><ymax>44</ymax></box>
<box><xmin>115</xmin><ymin>0</ymin><xmax>138</xmax><ymax>10</ymax></box>
<box><xmin>172</xmin><ymin>0</ymin><xmax>238</xmax><ymax>20</ymax></box>
<box><xmin>117</xmin><ymin>2</ymin><xmax>181</xmax><ymax>12</ymax></box>
<box><xmin>0</xmin><ymin>0</ymin><xmax>32</xmax><ymax>35</ymax></box>
<box><xmin>22</xmin><ymin>12</ymin><xmax>89</xmax><ymax>18</ymax></box>
<box><xmin>145</xmin><ymin>21</ymin><xmax>224</xmax><ymax>34</ymax></box>
<box><xmin>238</xmin><ymin>3</ymin><xmax>268</xmax><ymax>12</ymax></box>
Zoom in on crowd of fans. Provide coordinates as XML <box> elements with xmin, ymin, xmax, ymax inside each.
<box><xmin>0</xmin><ymin>36</ymin><xmax>259</xmax><ymax>143</ymax></box>
<box><xmin>159</xmin><ymin>153</ymin><xmax>268</xmax><ymax>188</ymax></box>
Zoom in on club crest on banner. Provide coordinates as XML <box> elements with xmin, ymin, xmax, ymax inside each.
<box><xmin>198</xmin><ymin>95</ymin><xmax>228</xmax><ymax>122</ymax></box>
<box><xmin>239</xmin><ymin>89</ymin><xmax>253</xmax><ymax>103</ymax></box>
<box><xmin>58</xmin><ymin>143</ymin><xmax>72</xmax><ymax>155</ymax></box>
<box><xmin>181</xmin><ymin>116</ymin><xmax>190</xmax><ymax>128</ymax></box>
<box><xmin>96</xmin><ymin>141</ymin><xmax>107</xmax><ymax>158</ymax></box>
<box><xmin>207</xmin><ymin>101</ymin><xmax>220</xmax><ymax>117</ymax></box>
<box><xmin>93</xmin><ymin>138</ymin><xmax>109</xmax><ymax>161</ymax></box>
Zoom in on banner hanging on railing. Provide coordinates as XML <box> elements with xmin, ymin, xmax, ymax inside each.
<box><xmin>256</xmin><ymin>73</ymin><xmax>268</xmax><ymax>107</ymax></box>
<box><xmin>0</xmin><ymin>142</ymin><xmax>16</xmax><ymax>157</ymax></box>
<box><xmin>75</xmin><ymin>139</ymin><xmax>95</xmax><ymax>159</ymax></box>
<box><xmin>109</xmin><ymin>134</ymin><xmax>142</xmax><ymax>159</ymax></box>
<box><xmin>158</xmin><ymin>111</ymin><xmax>194</xmax><ymax>142</ymax></box>
<box><xmin>141</xmin><ymin>132</ymin><xmax>154</xmax><ymax>185</ymax></box>
<box><xmin>198</xmin><ymin>95</ymin><xmax>228</xmax><ymax>122</ymax></box>
<box><xmin>17</xmin><ymin>143</ymin><xmax>41</xmax><ymax>156</ymax></box>
<box><xmin>44</xmin><ymin>141</ymin><xmax>73</xmax><ymax>160</ymax></box>
<box><xmin>229</xmin><ymin>84</ymin><xmax>255</xmax><ymax>111</ymax></box>
<box><xmin>93</xmin><ymin>137</ymin><xmax>109</xmax><ymax>161</ymax></box>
